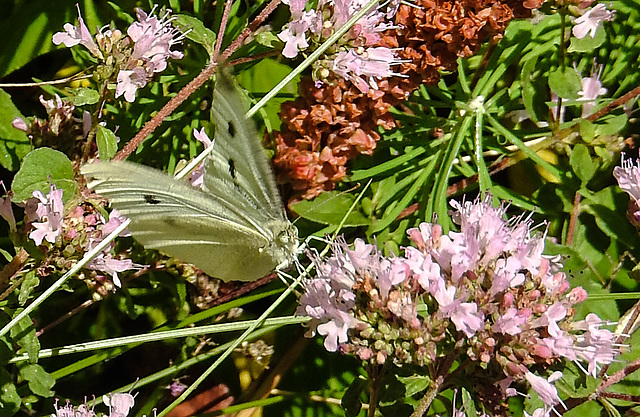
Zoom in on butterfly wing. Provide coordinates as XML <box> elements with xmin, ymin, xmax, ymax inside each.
<box><xmin>205</xmin><ymin>72</ymin><xmax>286</xmax><ymax>217</ymax></box>
<box><xmin>82</xmin><ymin>161</ymin><xmax>288</xmax><ymax>281</ymax></box>
<box><xmin>81</xmin><ymin>72</ymin><xmax>298</xmax><ymax>281</ymax></box>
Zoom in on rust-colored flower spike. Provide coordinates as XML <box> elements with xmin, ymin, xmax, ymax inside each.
<box><xmin>274</xmin><ymin>75</ymin><xmax>406</xmax><ymax>200</ymax></box>
<box><xmin>273</xmin><ymin>0</ymin><xmax>535</xmax><ymax>202</ymax></box>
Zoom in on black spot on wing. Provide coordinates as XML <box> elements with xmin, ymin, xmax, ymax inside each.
<box><xmin>228</xmin><ymin>159</ymin><xmax>236</xmax><ymax>179</ymax></box>
<box><xmin>144</xmin><ymin>194</ymin><xmax>161</xmax><ymax>204</ymax></box>
<box><xmin>228</xmin><ymin>120</ymin><xmax>236</xmax><ymax>137</ymax></box>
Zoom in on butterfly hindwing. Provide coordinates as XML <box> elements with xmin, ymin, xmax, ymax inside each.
<box><xmin>81</xmin><ymin>161</ymin><xmax>283</xmax><ymax>281</ymax></box>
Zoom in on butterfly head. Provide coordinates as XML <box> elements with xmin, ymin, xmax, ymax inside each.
<box><xmin>268</xmin><ymin>221</ymin><xmax>298</xmax><ymax>267</ymax></box>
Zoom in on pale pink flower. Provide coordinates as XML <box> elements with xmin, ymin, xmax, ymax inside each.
<box><xmin>189</xmin><ymin>128</ymin><xmax>215</xmax><ymax>188</ymax></box>
<box><xmin>331</xmin><ymin>47</ymin><xmax>403</xmax><ymax>93</ymax></box>
<box><xmin>524</xmin><ymin>371</ymin><xmax>564</xmax><ymax>409</ymax></box>
<box><xmin>127</xmin><ymin>7</ymin><xmax>184</xmax><ymax>72</ymax></box>
<box><xmin>99</xmin><ymin>209</ymin><xmax>131</xmax><ymax>238</ymax></box>
<box><xmin>113</xmin><ymin>7</ymin><xmax>184</xmax><ymax>102</ymax></box>
<box><xmin>278</xmin><ymin>14</ymin><xmax>316</xmax><ymax>58</ymax></box>
<box><xmin>531</xmin><ymin>302</ymin><xmax>567</xmax><ymax>338</ymax></box>
<box><xmin>52</xmin><ymin>5</ymin><xmax>102</xmax><ymax>58</ymax></box>
<box><xmin>541</xmin><ymin>332</ymin><xmax>578</xmax><ymax>361</ymax></box>
<box><xmin>433</xmin><ymin>280</ymin><xmax>484</xmax><ymax>337</ymax></box>
<box><xmin>332</xmin><ymin>0</ymin><xmax>388</xmax><ymax>39</ymax></box>
<box><xmin>492</xmin><ymin>308</ymin><xmax>528</xmax><ymax>335</ymax></box>
<box><xmin>490</xmin><ymin>256</ymin><xmax>525</xmax><ymax>295</ymax></box>
<box><xmin>167</xmin><ymin>380</ymin><xmax>188</xmax><ymax>397</ymax></box>
<box><xmin>193</xmin><ymin>127</ymin><xmax>213</xmax><ymax>148</ymax></box>
<box><xmin>115</xmin><ymin>68</ymin><xmax>148</xmax><ymax>103</ymax></box>
<box><xmin>282</xmin><ymin>0</ymin><xmax>307</xmax><ymax>17</ymax></box>
<box><xmin>0</xmin><ymin>182</ymin><xmax>16</xmax><ymax>233</ymax></box>
<box><xmin>524</xmin><ymin>408</ymin><xmax>550</xmax><ymax>417</ymax></box>
<box><xmin>297</xmin><ymin>277</ymin><xmax>357</xmax><ymax>351</ymax></box>
<box><xmin>52</xmin><ymin>399</ymin><xmax>96</xmax><ymax>417</ymax></box>
<box><xmin>572</xmin><ymin>4</ymin><xmax>614</xmax><ymax>39</ymax></box>
<box><xmin>12</xmin><ymin>117</ymin><xmax>28</xmax><ymax>132</ymax></box>
<box><xmin>103</xmin><ymin>392</ymin><xmax>135</xmax><ymax>417</ymax></box>
<box><xmin>29</xmin><ymin>184</ymin><xmax>64</xmax><ymax>245</ymax></box>
<box><xmin>578</xmin><ymin>73</ymin><xmax>607</xmax><ymax>117</ymax></box>
<box><xmin>614</xmin><ymin>155</ymin><xmax>640</xmax><ymax>200</ymax></box>
<box><xmin>345</xmin><ymin>238</ymin><xmax>376</xmax><ymax>271</ymax></box>
<box><xmin>377</xmin><ymin>257</ymin><xmax>408</xmax><ymax>300</ymax></box>
<box><xmin>52</xmin><ymin>399</ymin><xmax>75</xmax><ymax>417</ymax></box>
<box><xmin>405</xmin><ymin>246</ymin><xmax>443</xmax><ymax>294</ymax></box>
<box><xmin>572</xmin><ymin>314</ymin><xmax>617</xmax><ymax>376</ymax></box>
<box><xmin>87</xmin><ymin>255</ymin><xmax>141</xmax><ymax>288</ymax></box>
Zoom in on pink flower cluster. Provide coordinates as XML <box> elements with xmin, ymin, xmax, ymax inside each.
<box><xmin>29</xmin><ymin>185</ymin><xmax>64</xmax><ymax>246</ymax></box>
<box><xmin>614</xmin><ymin>154</ymin><xmax>640</xmax><ymax>228</ymax></box>
<box><xmin>53</xmin><ymin>5</ymin><xmax>184</xmax><ymax>102</ymax></box>
<box><xmin>572</xmin><ymin>3</ymin><xmax>614</xmax><ymax>39</ymax></box>
<box><xmin>25</xmin><ymin>184</ymin><xmax>142</xmax><ymax>289</ymax></box>
<box><xmin>52</xmin><ymin>393</ymin><xmax>135</xmax><ymax>417</ymax></box>
<box><xmin>298</xmin><ymin>195</ymin><xmax>619</xmax><ymax>409</ymax></box>
<box><xmin>278</xmin><ymin>0</ymin><xmax>404</xmax><ymax>93</ymax></box>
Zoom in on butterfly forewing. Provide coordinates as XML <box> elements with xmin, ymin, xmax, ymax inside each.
<box><xmin>207</xmin><ymin>73</ymin><xmax>285</xmax><ymax>216</ymax></box>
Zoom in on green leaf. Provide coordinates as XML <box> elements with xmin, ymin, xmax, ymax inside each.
<box><xmin>10</xmin><ymin>310</ymin><xmax>40</xmax><ymax>363</ymax></box>
<box><xmin>0</xmin><ymin>368</ymin><xmax>20</xmax><ymax>417</ymax></box>
<box><xmin>341</xmin><ymin>377</ymin><xmax>367</xmax><ymax>417</ymax></box>
<box><xmin>18</xmin><ymin>270</ymin><xmax>39</xmax><ymax>306</ymax></box>
<box><xmin>254</xmin><ymin>30</ymin><xmax>280</xmax><ymax>48</ymax></box>
<box><xmin>0</xmin><ymin>314</ymin><xmax>13</xmax><ymax>366</ymax></box>
<box><xmin>461</xmin><ymin>388</ymin><xmax>478</xmax><ymax>417</ymax></box>
<box><xmin>96</xmin><ymin>125</ymin><xmax>118</xmax><ymax>160</ymax></box>
<box><xmin>174</xmin><ymin>14</ymin><xmax>216</xmax><ymax>56</ymax></box>
<box><xmin>595</xmin><ymin>113</ymin><xmax>628</xmax><ymax>136</ymax></box>
<box><xmin>599</xmin><ymin>399</ymin><xmax>621</xmax><ymax>417</ymax></box>
<box><xmin>582</xmin><ymin>186</ymin><xmax>640</xmax><ymax>249</ymax></box>
<box><xmin>0</xmin><ymin>89</ymin><xmax>32</xmax><ymax>171</ymax></box>
<box><xmin>19</xmin><ymin>364</ymin><xmax>55</xmax><ymax>397</ymax></box>
<box><xmin>548</xmin><ymin>67</ymin><xmax>581</xmax><ymax>99</ymax></box>
<box><xmin>238</xmin><ymin>59</ymin><xmax>300</xmax><ymax>132</ymax></box>
<box><xmin>570</xmin><ymin>143</ymin><xmax>595</xmax><ymax>184</ymax></box>
<box><xmin>579</xmin><ymin>119</ymin><xmax>595</xmax><ymax>143</ymax></box>
<box><xmin>11</xmin><ymin>148</ymin><xmax>76</xmax><ymax>202</ymax></box>
<box><xmin>521</xmin><ymin>65</ymin><xmax>546</xmax><ymax>123</ymax></box>
<box><xmin>291</xmin><ymin>192</ymin><xmax>370</xmax><ymax>227</ymax></box>
<box><xmin>396</xmin><ymin>374</ymin><xmax>430</xmax><ymax>397</ymax></box>
<box><xmin>568</xmin><ymin>26</ymin><xmax>606</xmax><ymax>52</ymax></box>
<box><xmin>0</xmin><ymin>0</ymin><xmax>101</xmax><ymax>78</ymax></box>
<box><xmin>70</xmin><ymin>87</ymin><xmax>100</xmax><ymax>106</ymax></box>
<box><xmin>563</xmin><ymin>397</ymin><xmax>602</xmax><ymax>417</ymax></box>
<box><xmin>556</xmin><ymin>362</ymin><xmax>598</xmax><ymax>398</ymax></box>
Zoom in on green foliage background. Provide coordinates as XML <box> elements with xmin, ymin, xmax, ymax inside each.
<box><xmin>0</xmin><ymin>0</ymin><xmax>639</xmax><ymax>416</ymax></box>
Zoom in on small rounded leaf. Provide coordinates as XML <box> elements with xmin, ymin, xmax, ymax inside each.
<box><xmin>570</xmin><ymin>143</ymin><xmax>595</xmax><ymax>184</ymax></box>
<box><xmin>70</xmin><ymin>87</ymin><xmax>101</xmax><ymax>106</ymax></box>
<box><xmin>11</xmin><ymin>148</ymin><xmax>76</xmax><ymax>202</ymax></box>
<box><xmin>548</xmin><ymin>67</ymin><xmax>581</xmax><ymax>99</ymax></box>
<box><xmin>96</xmin><ymin>125</ymin><xmax>118</xmax><ymax>160</ymax></box>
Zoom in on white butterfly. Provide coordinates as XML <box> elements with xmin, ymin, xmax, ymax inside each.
<box><xmin>81</xmin><ymin>72</ymin><xmax>298</xmax><ymax>281</ymax></box>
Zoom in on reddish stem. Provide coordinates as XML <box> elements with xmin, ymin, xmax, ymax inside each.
<box><xmin>114</xmin><ymin>0</ymin><xmax>282</xmax><ymax>161</ymax></box>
